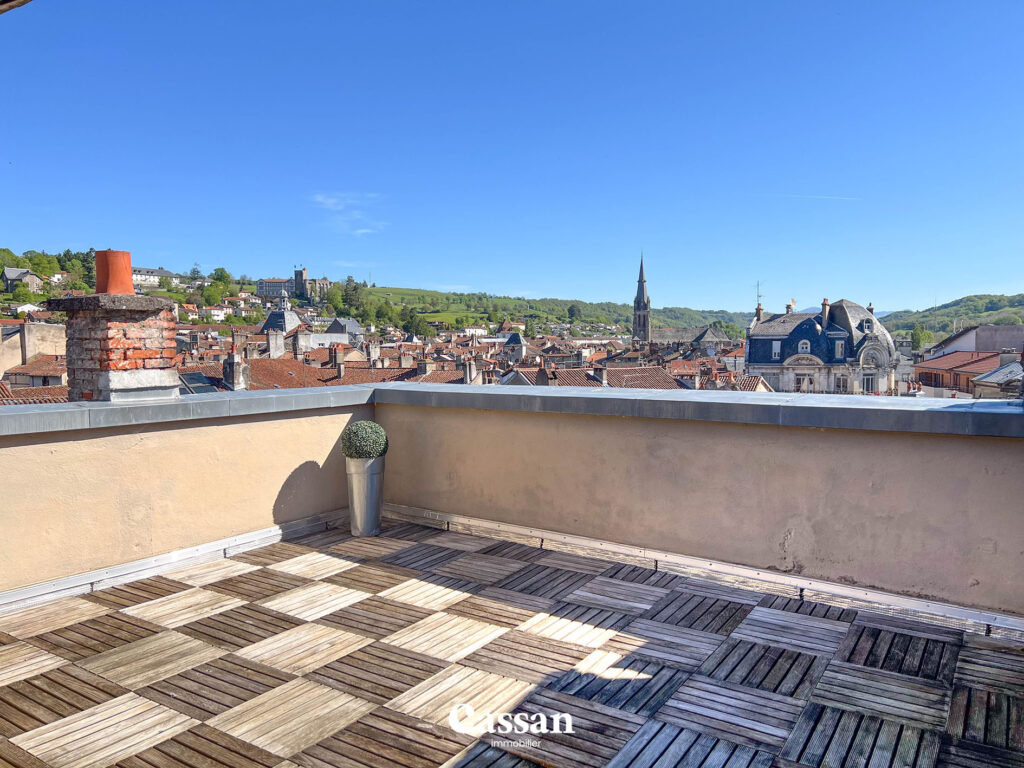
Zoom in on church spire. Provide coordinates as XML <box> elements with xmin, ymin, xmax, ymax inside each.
<box><xmin>636</xmin><ymin>253</ymin><xmax>648</xmax><ymax>305</ymax></box>
<box><xmin>632</xmin><ymin>253</ymin><xmax>651</xmax><ymax>344</ymax></box>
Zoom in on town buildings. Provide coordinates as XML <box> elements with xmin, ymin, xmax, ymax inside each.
<box><xmin>1</xmin><ymin>266</ymin><xmax>44</xmax><ymax>293</ymax></box>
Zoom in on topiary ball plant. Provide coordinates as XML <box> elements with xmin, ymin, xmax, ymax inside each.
<box><xmin>341</xmin><ymin>420</ymin><xmax>388</xmax><ymax>459</ymax></box>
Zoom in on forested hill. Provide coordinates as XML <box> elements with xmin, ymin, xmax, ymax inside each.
<box><xmin>881</xmin><ymin>294</ymin><xmax>1024</xmax><ymax>335</ymax></box>
<box><xmin>362</xmin><ymin>285</ymin><xmax>753</xmax><ymax>329</ymax></box>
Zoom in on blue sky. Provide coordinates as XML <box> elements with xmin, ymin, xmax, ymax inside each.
<box><xmin>2</xmin><ymin>1</ymin><xmax>1021</xmax><ymax>312</ymax></box>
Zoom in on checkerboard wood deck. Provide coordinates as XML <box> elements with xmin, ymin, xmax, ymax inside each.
<box><xmin>2</xmin><ymin>522</ymin><xmax>1022</xmax><ymax>767</ymax></box>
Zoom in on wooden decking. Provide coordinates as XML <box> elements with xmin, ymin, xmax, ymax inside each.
<box><xmin>0</xmin><ymin>520</ymin><xmax>1021</xmax><ymax>768</ymax></box>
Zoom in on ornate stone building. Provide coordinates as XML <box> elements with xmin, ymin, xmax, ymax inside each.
<box><xmin>632</xmin><ymin>257</ymin><xmax>651</xmax><ymax>344</ymax></box>
<box><xmin>745</xmin><ymin>298</ymin><xmax>897</xmax><ymax>394</ymax></box>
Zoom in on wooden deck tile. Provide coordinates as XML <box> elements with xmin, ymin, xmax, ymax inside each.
<box><xmin>758</xmin><ymin>595</ymin><xmax>858</xmax><ymax>622</ymax></box>
<box><xmin>288</xmin><ymin>527</ymin><xmax>354</xmax><ymax>548</ymax></box>
<box><xmin>447</xmin><ymin>588</ymin><xmax>555</xmax><ymax>629</ymax></box>
<box><xmin>600</xmin><ymin>564</ymin><xmax>686</xmax><ymax>589</ymax></box>
<box><xmin>205</xmin><ymin>568</ymin><xmax>311</xmax><ymax>602</ymax></box>
<box><xmin>603</xmin><ymin>619</ymin><xmax>724</xmax><ymax>671</ymax></box>
<box><xmin>379</xmin><ymin>521</ymin><xmax>443</xmax><ymax>541</ymax></box>
<box><xmin>935</xmin><ymin>738</ymin><xmax>1024</xmax><ymax>768</ymax></box>
<box><xmin>780</xmin><ymin>702</ymin><xmax>942</xmax><ymax>768</ymax></box>
<box><xmin>655</xmin><ymin>674</ymin><xmax>805</xmax><ymax>752</ymax></box>
<box><xmin>0</xmin><ymin>665</ymin><xmax>127</xmax><ymax>738</ymax></box>
<box><xmin>177</xmin><ymin>604</ymin><xmax>304</xmax><ymax>651</ymax></box>
<box><xmin>235</xmin><ymin>623</ymin><xmax>372</xmax><ymax>675</ymax></box>
<box><xmin>447</xmin><ymin>741</ymin><xmax>543</xmax><ymax>767</ymax></box>
<box><xmin>257</xmin><ymin>582</ymin><xmax>372</xmax><ymax>621</ymax></box>
<box><xmin>379</xmin><ymin>574</ymin><xmax>480</xmax><ymax>611</ymax></box>
<box><xmin>946</xmin><ymin>685</ymin><xmax>1024</xmax><ymax>751</ymax></box>
<box><xmin>0</xmin><ymin>645</ymin><xmax>70</xmax><ymax>688</ymax></box>
<box><xmin>482</xmin><ymin>688</ymin><xmax>646</xmax><ymax>767</ymax></box>
<box><xmin>112</xmin><ymin>723</ymin><xmax>281</xmax><ymax>767</ymax></box>
<box><xmin>379</xmin><ymin>543</ymin><xmax>465</xmax><ymax>571</ymax></box>
<box><xmin>82</xmin><ymin>577</ymin><xmax>191</xmax><ymax>610</ymax></box>
<box><xmin>955</xmin><ymin>636</ymin><xmax>1024</xmax><ymax>696</ymax></box>
<box><xmin>10</xmin><ymin>693</ymin><xmax>197</xmax><ymax>768</ymax></box>
<box><xmin>434</xmin><ymin>553</ymin><xmax>530</xmax><ymax>585</ymax></box>
<box><xmin>307</xmin><ymin>642</ymin><xmax>449</xmax><ymax>703</ymax></box>
<box><xmin>316</xmin><ymin>595</ymin><xmax>434</xmax><ymax>639</ymax></box>
<box><xmin>422</xmin><ymin>532</ymin><xmax>496</xmax><ymax>552</ymax></box>
<box><xmin>518</xmin><ymin>603</ymin><xmax>631</xmax><ymax>648</ymax></box>
<box><xmin>698</xmin><ymin>638</ymin><xmax>830</xmax><ymax>699</ymax></box>
<box><xmin>494</xmin><ymin>565</ymin><xmax>596</xmax><ymax>600</ymax></box>
<box><xmin>231</xmin><ymin>542</ymin><xmax>315</xmax><ymax>567</ymax></box>
<box><xmin>323</xmin><ymin>562</ymin><xmax>424</xmax><ymax>593</ymax></box>
<box><xmin>641</xmin><ymin>589</ymin><xmax>752</xmax><ymax>635</ymax></box>
<box><xmin>461</xmin><ymin>630</ymin><xmax>592</xmax><ymax>685</ymax></box>
<box><xmin>329</xmin><ymin>537</ymin><xmax>417</xmax><ymax>563</ymax></box>
<box><xmin>535</xmin><ymin>551</ymin><xmax>610</xmax><ymax>575</ymax></box>
<box><xmin>292</xmin><ymin>704</ymin><xmax>474</xmax><ymax>768</ymax></box>
<box><xmin>0</xmin><ymin>738</ymin><xmax>51</xmax><ymax>768</ymax></box>
<box><xmin>137</xmin><ymin>654</ymin><xmax>294</xmax><ymax>721</ymax></box>
<box><xmin>388</xmin><ymin>665</ymin><xmax>536</xmax><ymax>736</ymax></box>
<box><xmin>477</xmin><ymin>541</ymin><xmax>548</xmax><ymax>563</ymax></box>
<box><xmin>608</xmin><ymin>719</ymin><xmax>774</xmax><ymax>768</ymax></box>
<box><xmin>121</xmin><ymin>588</ymin><xmax>246</xmax><ymax>629</ymax></box>
<box><xmin>563</xmin><ymin>577</ymin><xmax>670</xmax><ymax>616</ymax></box>
<box><xmin>265</xmin><ymin>552</ymin><xmax>358</xmax><ymax>580</ymax></box>
<box><xmin>731</xmin><ymin>607</ymin><xmax>850</xmax><ymax>656</ymax></box>
<box><xmin>206</xmin><ymin>678</ymin><xmax>376</xmax><ymax>757</ymax></box>
<box><xmin>385</xmin><ymin>612</ymin><xmax>508</xmax><ymax>662</ymax></box>
<box><xmin>835</xmin><ymin>622</ymin><xmax>960</xmax><ymax>684</ymax></box>
<box><xmin>854</xmin><ymin>611</ymin><xmax>965</xmax><ymax>644</ymax></box>
<box><xmin>163</xmin><ymin>558</ymin><xmax>259</xmax><ymax>587</ymax></box>
<box><xmin>811</xmin><ymin>660</ymin><xmax>952</xmax><ymax>730</ymax></box>
<box><xmin>549</xmin><ymin>648</ymin><xmax>688</xmax><ymax>716</ymax></box>
<box><xmin>0</xmin><ymin>599</ymin><xmax>109</xmax><ymax>641</ymax></box>
<box><xmin>678</xmin><ymin>578</ymin><xmax>765</xmax><ymax>605</ymax></box>
<box><xmin>79</xmin><ymin>631</ymin><xmax>225</xmax><ymax>691</ymax></box>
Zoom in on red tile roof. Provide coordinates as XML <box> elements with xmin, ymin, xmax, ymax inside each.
<box><xmin>0</xmin><ymin>383</ymin><xmax>69</xmax><ymax>405</ymax></box>
<box><xmin>914</xmin><ymin>351</ymin><xmax>1000</xmax><ymax>372</ymax></box>
<box><xmin>5</xmin><ymin>354</ymin><xmax>66</xmax><ymax>377</ymax></box>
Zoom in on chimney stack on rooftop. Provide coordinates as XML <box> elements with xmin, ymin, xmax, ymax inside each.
<box><xmin>222</xmin><ymin>347</ymin><xmax>250</xmax><ymax>391</ymax></box>
<box><xmin>46</xmin><ymin>250</ymin><xmax>179</xmax><ymax>402</ymax></box>
<box><xmin>267</xmin><ymin>329</ymin><xmax>285</xmax><ymax>359</ymax></box>
<box><xmin>999</xmin><ymin>348</ymin><xmax>1018</xmax><ymax>367</ymax></box>
<box><xmin>400</xmin><ymin>354</ymin><xmax>414</xmax><ymax>369</ymax></box>
<box><xmin>754</xmin><ymin>303</ymin><xmax>763</xmax><ymax>323</ymax></box>
<box><xmin>821</xmin><ymin>298</ymin><xmax>830</xmax><ymax>330</ymax></box>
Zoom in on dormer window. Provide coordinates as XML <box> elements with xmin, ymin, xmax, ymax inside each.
<box><xmin>864</xmin><ymin>319</ymin><xmax>873</xmax><ymax>333</ymax></box>
<box><xmin>798</xmin><ymin>340</ymin><xmax>810</xmax><ymax>353</ymax></box>
<box><xmin>771</xmin><ymin>340</ymin><xmax>781</xmax><ymax>360</ymax></box>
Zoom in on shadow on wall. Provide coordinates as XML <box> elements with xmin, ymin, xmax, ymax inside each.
<box><xmin>272</xmin><ymin>426</ymin><xmax>349</xmax><ymax>523</ymax></box>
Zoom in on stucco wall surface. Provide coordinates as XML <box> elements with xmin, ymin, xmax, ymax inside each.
<box><xmin>377</xmin><ymin>403</ymin><xmax>1024</xmax><ymax>615</ymax></box>
<box><xmin>0</xmin><ymin>405</ymin><xmax>369</xmax><ymax>591</ymax></box>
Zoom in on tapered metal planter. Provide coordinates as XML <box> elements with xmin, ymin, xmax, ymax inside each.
<box><xmin>346</xmin><ymin>456</ymin><xmax>384</xmax><ymax>536</ymax></box>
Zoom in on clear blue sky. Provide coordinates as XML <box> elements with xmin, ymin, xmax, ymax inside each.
<box><xmin>2</xmin><ymin>1</ymin><xmax>1021</xmax><ymax>312</ymax></box>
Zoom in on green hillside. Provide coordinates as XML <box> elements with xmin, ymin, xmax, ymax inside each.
<box><xmin>364</xmin><ymin>285</ymin><xmax>753</xmax><ymax>330</ymax></box>
<box><xmin>882</xmin><ymin>294</ymin><xmax>1024</xmax><ymax>335</ymax></box>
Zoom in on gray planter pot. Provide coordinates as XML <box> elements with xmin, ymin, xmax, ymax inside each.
<box><xmin>346</xmin><ymin>456</ymin><xmax>384</xmax><ymax>536</ymax></box>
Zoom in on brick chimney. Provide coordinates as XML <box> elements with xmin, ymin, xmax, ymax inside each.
<box><xmin>266</xmin><ymin>329</ymin><xmax>285</xmax><ymax>359</ymax></box>
<box><xmin>328</xmin><ymin>342</ymin><xmax>347</xmax><ymax>369</ymax></box>
<box><xmin>754</xmin><ymin>303</ymin><xmax>763</xmax><ymax>323</ymax></box>
<box><xmin>222</xmin><ymin>347</ymin><xmax>250</xmax><ymax>391</ymax></box>
<box><xmin>46</xmin><ymin>251</ymin><xmax>178</xmax><ymax>402</ymax></box>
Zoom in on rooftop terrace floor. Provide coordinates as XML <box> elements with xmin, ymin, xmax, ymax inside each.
<box><xmin>0</xmin><ymin>520</ymin><xmax>1021</xmax><ymax>768</ymax></box>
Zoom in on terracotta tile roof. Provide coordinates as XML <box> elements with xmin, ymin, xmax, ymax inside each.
<box><xmin>417</xmin><ymin>370</ymin><xmax>467</xmax><ymax>384</ymax></box>
<box><xmin>0</xmin><ymin>383</ymin><xmax>69</xmax><ymax>405</ymax></box>
<box><xmin>738</xmin><ymin>374</ymin><xmax>771</xmax><ymax>391</ymax></box>
<box><xmin>914</xmin><ymin>351</ymin><xmax>1000</xmax><ymax>372</ymax></box>
<box><xmin>5</xmin><ymin>354</ymin><xmax>66</xmax><ymax>377</ymax></box>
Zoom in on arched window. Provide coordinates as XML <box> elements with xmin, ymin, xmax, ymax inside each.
<box><xmin>798</xmin><ymin>340</ymin><xmax>811</xmax><ymax>353</ymax></box>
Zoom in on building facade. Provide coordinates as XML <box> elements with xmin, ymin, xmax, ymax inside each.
<box><xmin>746</xmin><ymin>298</ymin><xmax>897</xmax><ymax>394</ymax></box>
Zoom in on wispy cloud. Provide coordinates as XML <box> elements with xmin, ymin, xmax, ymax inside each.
<box><xmin>312</xmin><ymin>192</ymin><xmax>388</xmax><ymax>236</ymax></box>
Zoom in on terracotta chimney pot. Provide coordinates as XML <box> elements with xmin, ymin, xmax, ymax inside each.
<box><xmin>96</xmin><ymin>250</ymin><xmax>134</xmax><ymax>295</ymax></box>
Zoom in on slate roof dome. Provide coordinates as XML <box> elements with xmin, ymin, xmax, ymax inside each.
<box><xmin>259</xmin><ymin>307</ymin><xmax>302</xmax><ymax>334</ymax></box>
<box><xmin>829</xmin><ymin>299</ymin><xmax>896</xmax><ymax>363</ymax></box>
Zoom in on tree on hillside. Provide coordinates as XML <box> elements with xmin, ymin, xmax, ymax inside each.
<box><xmin>210</xmin><ymin>267</ymin><xmax>233</xmax><ymax>285</ymax></box>
<box><xmin>524</xmin><ymin>318</ymin><xmax>536</xmax><ymax>337</ymax></box>
<box><xmin>567</xmin><ymin>303</ymin><xmax>582</xmax><ymax>320</ymax></box>
<box><xmin>910</xmin><ymin>324</ymin><xmax>934</xmax><ymax>350</ymax></box>
<box><xmin>189</xmin><ymin>264</ymin><xmax>203</xmax><ymax>280</ymax></box>
<box><xmin>12</xmin><ymin>285</ymin><xmax>33</xmax><ymax>303</ymax></box>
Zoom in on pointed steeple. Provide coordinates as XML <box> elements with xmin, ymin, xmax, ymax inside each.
<box><xmin>635</xmin><ymin>254</ymin><xmax>648</xmax><ymax>305</ymax></box>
